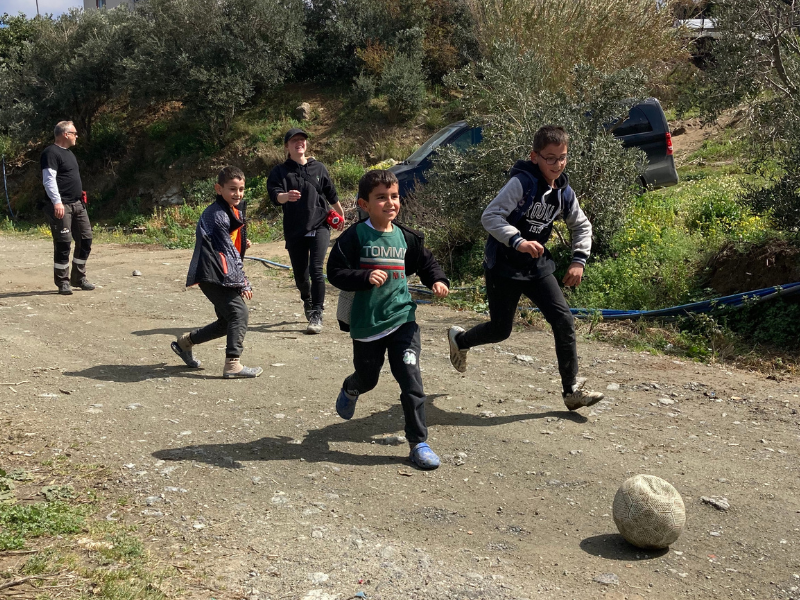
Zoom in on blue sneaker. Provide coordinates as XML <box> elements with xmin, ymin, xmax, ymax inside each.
<box><xmin>336</xmin><ymin>388</ymin><xmax>359</xmax><ymax>420</ymax></box>
<box><xmin>409</xmin><ymin>442</ymin><xmax>441</xmax><ymax>470</ymax></box>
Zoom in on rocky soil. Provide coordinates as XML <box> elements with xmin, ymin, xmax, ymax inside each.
<box><xmin>1</xmin><ymin>236</ymin><xmax>799</xmax><ymax>600</ymax></box>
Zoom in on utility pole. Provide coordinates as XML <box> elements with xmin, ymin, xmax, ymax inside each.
<box><xmin>36</xmin><ymin>0</ymin><xmax>40</xmax><ymax>17</ymax></box>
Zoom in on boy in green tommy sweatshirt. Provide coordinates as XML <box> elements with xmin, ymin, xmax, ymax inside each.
<box><xmin>327</xmin><ymin>170</ymin><xmax>450</xmax><ymax>469</ymax></box>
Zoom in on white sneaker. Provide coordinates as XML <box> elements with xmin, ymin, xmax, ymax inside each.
<box><xmin>563</xmin><ymin>377</ymin><xmax>604</xmax><ymax>411</ymax></box>
<box><xmin>448</xmin><ymin>326</ymin><xmax>468</xmax><ymax>373</ymax></box>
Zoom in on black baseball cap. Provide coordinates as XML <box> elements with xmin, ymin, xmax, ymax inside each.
<box><xmin>284</xmin><ymin>128</ymin><xmax>308</xmax><ymax>145</ymax></box>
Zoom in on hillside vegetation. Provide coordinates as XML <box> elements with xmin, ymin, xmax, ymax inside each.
<box><xmin>1</xmin><ymin>0</ymin><xmax>799</xmax><ymax>365</ymax></box>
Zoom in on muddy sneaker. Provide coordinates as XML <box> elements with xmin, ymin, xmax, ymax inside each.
<box><xmin>171</xmin><ymin>333</ymin><xmax>201</xmax><ymax>369</ymax></box>
<box><xmin>222</xmin><ymin>358</ymin><xmax>263</xmax><ymax>379</ymax></box>
<box><xmin>448</xmin><ymin>326</ymin><xmax>468</xmax><ymax>373</ymax></box>
<box><xmin>306</xmin><ymin>311</ymin><xmax>323</xmax><ymax>334</ymax></box>
<box><xmin>58</xmin><ymin>282</ymin><xmax>73</xmax><ymax>295</ymax></box>
<box><xmin>563</xmin><ymin>377</ymin><xmax>604</xmax><ymax>411</ymax></box>
<box><xmin>303</xmin><ymin>298</ymin><xmax>313</xmax><ymax>321</ymax></box>
<box><xmin>336</xmin><ymin>388</ymin><xmax>359</xmax><ymax>420</ymax></box>
<box><xmin>409</xmin><ymin>442</ymin><xmax>441</xmax><ymax>470</ymax></box>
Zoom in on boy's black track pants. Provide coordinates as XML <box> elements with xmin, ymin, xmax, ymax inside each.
<box><xmin>458</xmin><ymin>269</ymin><xmax>579</xmax><ymax>394</ymax></box>
<box><xmin>191</xmin><ymin>282</ymin><xmax>249</xmax><ymax>357</ymax></box>
<box><xmin>343</xmin><ymin>321</ymin><xmax>427</xmax><ymax>444</ymax></box>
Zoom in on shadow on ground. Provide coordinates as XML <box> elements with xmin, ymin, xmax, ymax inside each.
<box><xmin>152</xmin><ymin>396</ymin><xmax>587</xmax><ymax>468</ymax></box>
<box><xmin>131</xmin><ymin>328</ymin><xmax>187</xmax><ymax>338</ymax></box>
<box><xmin>63</xmin><ymin>363</ymin><xmax>213</xmax><ymax>381</ymax></box>
<box><xmin>579</xmin><ymin>534</ymin><xmax>668</xmax><ymax>561</ymax></box>
<box><xmin>0</xmin><ymin>290</ymin><xmax>60</xmax><ymax>299</ymax></box>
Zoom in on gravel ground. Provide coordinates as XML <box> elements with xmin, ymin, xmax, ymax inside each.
<box><xmin>1</xmin><ymin>236</ymin><xmax>799</xmax><ymax>600</ymax></box>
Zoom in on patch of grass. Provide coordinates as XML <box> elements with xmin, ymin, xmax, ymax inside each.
<box><xmin>686</xmin><ymin>131</ymin><xmax>747</xmax><ymax>164</ymax></box>
<box><xmin>328</xmin><ymin>156</ymin><xmax>365</xmax><ymax>194</ymax></box>
<box><xmin>20</xmin><ymin>548</ymin><xmax>60</xmax><ymax>575</ymax></box>
<box><xmin>0</xmin><ymin>502</ymin><xmax>86</xmax><ymax>550</ymax></box>
<box><xmin>234</xmin><ymin>115</ymin><xmax>303</xmax><ymax>148</ymax></box>
<box><xmin>424</xmin><ymin>107</ymin><xmax>448</xmax><ymax>131</ymax></box>
<box><xmin>370</xmin><ymin>137</ymin><xmax>416</xmax><ymax>162</ymax></box>
<box><xmin>564</xmin><ymin>172</ymin><xmax>770</xmax><ymax>312</ymax></box>
<box><xmin>90</xmin><ymin>579</ymin><xmax>167</xmax><ymax>600</ymax></box>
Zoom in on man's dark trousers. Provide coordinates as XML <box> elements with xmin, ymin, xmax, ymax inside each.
<box><xmin>44</xmin><ymin>201</ymin><xmax>92</xmax><ymax>287</ymax></box>
<box><xmin>343</xmin><ymin>321</ymin><xmax>427</xmax><ymax>444</ymax></box>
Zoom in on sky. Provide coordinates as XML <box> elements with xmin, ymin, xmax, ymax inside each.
<box><xmin>3</xmin><ymin>0</ymin><xmax>83</xmax><ymax>18</ymax></box>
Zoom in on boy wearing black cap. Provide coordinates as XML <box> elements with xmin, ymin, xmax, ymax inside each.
<box><xmin>267</xmin><ymin>128</ymin><xmax>345</xmax><ymax>334</ymax></box>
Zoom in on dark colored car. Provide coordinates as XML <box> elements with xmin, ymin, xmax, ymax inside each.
<box><xmin>389</xmin><ymin>97</ymin><xmax>678</xmax><ymax>198</ymax></box>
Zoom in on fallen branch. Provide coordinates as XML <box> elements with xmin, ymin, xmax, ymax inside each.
<box><xmin>0</xmin><ymin>380</ymin><xmax>30</xmax><ymax>386</ymax></box>
<box><xmin>0</xmin><ymin>574</ymin><xmax>57</xmax><ymax>591</ymax></box>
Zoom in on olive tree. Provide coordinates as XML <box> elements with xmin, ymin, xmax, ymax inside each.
<box><xmin>408</xmin><ymin>42</ymin><xmax>646</xmax><ymax>277</ymax></box>
<box><xmin>0</xmin><ymin>9</ymin><xmax>135</xmax><ymax>142</ymax></box>
<box><xmin>694</xmin><ymin>0</ymin><xmax>800</xmax><ymax>231</ymax></box>
<box><xmin>125</xmin><ymin>0</ymin><xmax>305</xmax><ymax>142</ymax></box>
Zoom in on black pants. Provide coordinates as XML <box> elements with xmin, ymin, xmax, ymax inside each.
<box><xmin>286</xmin><ymin>228</ymin><xmax>330</xmax><ymax>312</ymax></box>
<box><xmin>459</xmin><ymin>269</ymin><xmax>578</xmax><ymax>394</ymax></box>
<box><xmin>343</xmin><ymin>321</ymin><xmax>427</xmax><ymax>444</ymax></box>
<box><xmin>44</xmin><ymin>201</ymin><xmax>92</xmax><ymax>286</ymax></box>
<box><xmin>191</xmin><ymin>282</ymin><xmax>249</xmax><ymax>357</ymax></box>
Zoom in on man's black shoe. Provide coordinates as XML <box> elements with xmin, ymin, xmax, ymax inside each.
<box><xmin>73</xmin><ymin>279</ymin><xmax>95</xmax><ymax>291</ymax></box>
<box><xmin>58</xmin><ymin>282</ymin><xmax>73</xmax><ymax>295</ymax></box>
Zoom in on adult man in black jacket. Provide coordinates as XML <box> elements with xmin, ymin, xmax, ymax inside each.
<box><xmin>40</xmin><ymin>120</ymin><xmax>94</xmax><ymax>295</ymax></box>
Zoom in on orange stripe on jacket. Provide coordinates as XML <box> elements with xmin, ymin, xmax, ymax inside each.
<box><xmin>230</xmin><ymin>207</ymin><xmax>242</xmax><ymax>255</ymax></box>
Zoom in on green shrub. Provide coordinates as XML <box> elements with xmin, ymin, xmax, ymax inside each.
<box><xmin>381</xmin><ymin>52</ymin><xmax>426</xmax><ymax>121</ymax></box>
<box><xmin>352</xmin><ymin>72</ymin><xmax>376</xmax><ymax>104</ymax></box>
<box><xmin>183</xmin><ymin>178</ymin><xmax>216</xmax><ymax>206</ymax></box>
<box><xmin>410</xmin><ymin>44</ymin><xmax>646</xmax><ymax>279</ymax></box>
<box><xmin>328</xmin><ymin>156</ymin><xmax>365</xmax><ymax>192</ymax></box>
<box><xmin>81</xmin><ymin>115</ymin><xmax>127</xmax><ymax>164</ymax></box>
<box><xmin>687</xmin><ymin>193</ymin><xmax>747</xmax><ymax>235</ymax></box>
<box><xmin>424</xmin><ymin>107</ymin><xmax>447</xmax><ymax>131</ymax></box>
<box><xmin>147</xmin><ymin>121</ymin><xmax>169</xmax><ymax>140</ymax></box>
<box><xmin>720</xmin><ymin>298</ymin><xmax>800</xmax><ymax>350</ymax></box>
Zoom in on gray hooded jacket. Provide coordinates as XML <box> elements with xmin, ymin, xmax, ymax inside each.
<box><xmin>482</xmin><ymin>161</ymin><xmax>592</xmax><ymax>280</ymax></box>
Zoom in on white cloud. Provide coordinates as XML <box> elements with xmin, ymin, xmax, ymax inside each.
<box><xmin>4</xmin><ymin>0</ymin><xmax>83</xmax><ymax>18</ymax></box>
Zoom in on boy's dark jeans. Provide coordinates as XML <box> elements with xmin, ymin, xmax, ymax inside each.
<box><xmin>191</xmin><ymin>282</ymin><xmax>249</xmax><ymax>357</ymax></box>
<box><xmin>343</xmin><ymin>321</ymin><xmax>427</xmax><ymax>445</ymax></box>
<box><xmin>286</xmin><ymin>227</ymin><xmax>330</xmax><ymax>312</ymax></box>
<box><xmin>458</xmin><ymin>269</ymin><xmax>578</xmax><ymax>394</ymax></box>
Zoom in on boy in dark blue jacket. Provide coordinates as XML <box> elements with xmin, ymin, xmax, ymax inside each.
<box><xmin>448</xmin><ymin>126</ymin><xmax>603</xmax><ymax>410</ymax></box>
<box><xmin>172</xmin><ymin>166</ymin><xmax>262</xmax><ymax>378</ymax></box>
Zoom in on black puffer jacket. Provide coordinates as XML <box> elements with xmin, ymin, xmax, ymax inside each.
<box><xmin>267</xmin><ymin>158</ymin><xmax>339</xmax><ymax>243</ymax></box>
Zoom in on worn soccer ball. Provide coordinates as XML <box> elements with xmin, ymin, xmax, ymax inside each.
<box><xmin>612</xmin><ymin>474</ymin><xmax>686</xmax><ymax>549</ymax></box>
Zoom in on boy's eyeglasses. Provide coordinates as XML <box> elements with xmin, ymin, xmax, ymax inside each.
<box><xmin>541</xmin><ymin>155</ymin><xmax>567</xmax><ymax>166</ymax></box>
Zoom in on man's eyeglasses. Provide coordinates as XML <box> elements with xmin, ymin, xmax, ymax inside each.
<box><xmin>541</xmin><ymin>155</ymin><xmax>567</xmax><ymax>166</ymax></box>
<box><xmin>65</xmin><ymin>131</ymin><xmax>78</xmax><ymax>137</ymax></box>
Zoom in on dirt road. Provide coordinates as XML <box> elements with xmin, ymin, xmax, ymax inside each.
<box><xmin>1</xmin><ymin>236</ymin><xmax>798</xmax><ymax>600</ymax></box>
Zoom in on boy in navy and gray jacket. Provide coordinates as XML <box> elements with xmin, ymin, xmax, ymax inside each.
<box><xmin>172</xmin><ymin>166</ymin><xmax>263</xmax><ymax>379</ymax></box>
<box><xmin>447</xmin><ymin>125</ymin><xmax>604</xmax><ymax>410</ymax></box>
